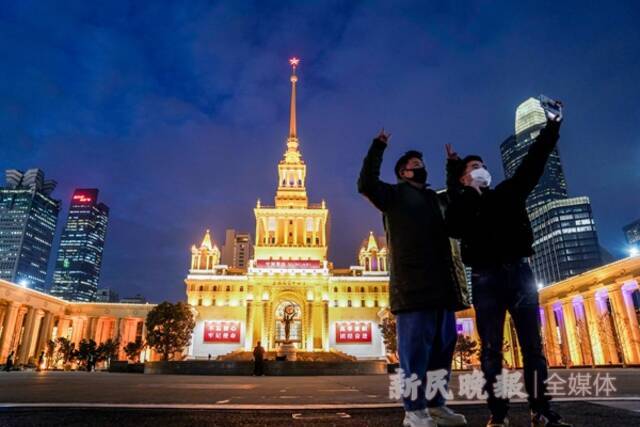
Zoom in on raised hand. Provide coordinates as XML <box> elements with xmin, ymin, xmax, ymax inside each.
<box><xmin>445</xmin><ymin>144</ymin><xmax>460</xmax><ymax>160</ymax></box>
<box><xmin>376</xmin><ymin>128</ymin><xmax>391</xmax><ymax>144</ymax></box>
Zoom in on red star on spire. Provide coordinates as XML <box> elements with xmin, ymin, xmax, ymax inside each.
<box><xmin>289</xmin><ymin>57</ymin><xmax>300</xmax><ymax>67</ymax></box>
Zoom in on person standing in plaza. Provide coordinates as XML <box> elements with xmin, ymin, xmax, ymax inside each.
<box><xmin>358</xmin><ymin>129</ymin><xmax>467</xmax><ymax>427</ymax></box>
<box><xmin>253</xmin><ymin>341</ymin><xmax>265</xmax><ymax>376</ymax></box>
<box><xmin>3</xmin><ymin>351</ymin><xmax>14</xmax><ymax>372</ymax></box>
<box><xmin>445</xmin><ymin>107</ymin><xmax>571</xmax><ymax>427</ymax></box>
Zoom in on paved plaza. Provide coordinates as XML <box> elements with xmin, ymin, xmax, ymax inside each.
<box><xmin>0</xmin><ymin>369</ymin><xmax>639</xmax><ymax>426</ymax></box>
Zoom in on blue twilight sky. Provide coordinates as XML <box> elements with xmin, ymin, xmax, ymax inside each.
<box><xmin>1</xmin><ymin>1</ymin><xmax>639</xmax><ymax>302</ymax></box>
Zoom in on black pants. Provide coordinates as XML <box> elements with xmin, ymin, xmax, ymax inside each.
<box><xmin>253</xmin><ymin>359</ymin><xmax>264</xmax><ymax>376</ymax></box>
<box><xmin>472</xmin><ymin>260</ymin><xmax>550</xmax><ymax>418</ymax></box>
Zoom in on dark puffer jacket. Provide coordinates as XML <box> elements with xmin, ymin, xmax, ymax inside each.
<box><xmin>357</xmin><ymin>138</ymin><xmax>457</xmax><ymax>314</ymax></box>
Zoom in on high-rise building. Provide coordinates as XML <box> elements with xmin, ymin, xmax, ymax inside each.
<box><xmin>624</xmin><ymin>219</ymin><xmax>640</xmax><ymax>249</ymax></box>
<box><xmin>501</xmin><ymin>96</ymin><xmax>603</xmax><ymax>286</ymax></box>
<box><xmin>0</xmin><ymin>169</ymin><xmax>60</xmax><ymax>291</ymax></box>
<box><xmin>50</xmin><ymin>189</ymin><xmax>109</xmax><ymax>302</ymax></box>
<box><xmin>96</xmin><ymin>287</ymin><xmax>119</xmax><ymax>302</ymax></box>
<box><xmin>529</xmin><ymin>197</ymin><xmax>602</xmax><ymax>285</ymax></box>
<box><xmin>501</xmin><ymin>97</ymin><xmax>568</xmax><ymax>212</ymax></box>
<box><xmin>221</xmin><ymin>229</ymin><xmax>253</xmax><ymax>270</ymax></box>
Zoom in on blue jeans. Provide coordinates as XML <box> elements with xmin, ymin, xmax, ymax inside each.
<box><xmin>472</xmin><ymin>260</ymin><xmax>550</xmax><ymax>418</ymax></box>
<box><xmin>396</xmin><ymin>309</ymin><xmax>457</xmax><ymax>411</ymax></box>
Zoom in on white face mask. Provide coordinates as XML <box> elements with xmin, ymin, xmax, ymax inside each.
<box><xmin>469</xmin><ymin>168</ymin><xmax>492</xmax><ymax>188</ymax></box>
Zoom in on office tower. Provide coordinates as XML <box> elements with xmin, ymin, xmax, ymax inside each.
<box><xmin>96</xmin><ymin>288</ymin><xmax>119</xmax><ymax>303</ymax></box>
<box><xmin>221</xmin><ymin>229</ymin><xmax>253</xmax><ymax>270</ymax></box>
<box><xmin>50</xmin><ymin>189</ymin><xmax>109</xmax><ymax>301</ymax></box>
<box><xmin>529</xmin><ymin>197</ymin><xmax>602</xmax><ymax>285</ymax></box>
<box><xmin>501</xmin><ymin>96</ymin><xmax>602</xmax><ymax>285</ymax></box>
<box><xmin>0</xmin><ymin>169</ymin><xmax>60</xmax><ymax>291</ymax></box>
<box><xmin>500</xmin><ymin>97</ymin><xmax>568</xmax><ymax>212</ymax></box>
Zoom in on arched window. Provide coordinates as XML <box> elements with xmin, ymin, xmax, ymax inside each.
<box><xmin>347</xmin><ymin>287</ymin><xmax>352</xmax><ymax>293</ymax></box>
<box><xmin>199</xmin><ymin>285</ymin><xmax>203</xmax><ymax>292</ymax></box>
<box><xmin>374</xmin><ymin>287</ymin><xmax>379</xmax><ymax>293</ymax></box>
<box><xmin>226</xmin><ymin>285</ymin><xmax>231</xmax><ymax>292</ymax></box>
<box><xmin>213</xmin><ymin>286</ymin><xmax>217</xmax><ymax>292</ymax></box>
<box><xmin>360</xmin><ymin>287</ymin><xmax>365</xmax><ymax>293</ymax></box>
<box><xmin>333</xmin><ymin>287</ymin><xmax>338</xmax><ymax>293</ymax></box>
<box><xmin>347</xmin><ymin>300</ymin><xmax>352</xmax><ymax>307</ymax></box>
<box><xmin>239</xmin><ymin>286</ymin><xmax>244</xmax><ymax>292</ymax></box>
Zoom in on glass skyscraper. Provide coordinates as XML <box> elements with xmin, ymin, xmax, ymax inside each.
<box><xmin>0</xmin><ymin>169</ymin><xmax>60</xmax><ymax>291</ymax></box>
<box><xmin>50</xmin><ymin>189</ymin><xmax>109</xmax><ymax>301</ymax></box>
<box><xmin>530</xmin><ymin>197</ymin><xmax>602</xmax><ymax>285</ymax></box>
<box><xmin>500</xmin><ymin>96</ymin><xmax>602</xmax><ymax>286</ymax></box>
<box><xmin>501</xmin><ymin>97</ymin><xmax>568</xmax><ymax>212</ymax></box>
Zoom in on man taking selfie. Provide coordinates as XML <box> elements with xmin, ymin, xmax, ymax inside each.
<box><xmin>445</xmin><ymin>101</ymin><xmax>571</xmax><ymax>427</ymax></box>
<box><xmin>358</xmin><ymin>129</ymin><xmax>467</xmax><ymax>427</ymax></box>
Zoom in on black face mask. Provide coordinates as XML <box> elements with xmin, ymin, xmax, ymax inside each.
<box><xmin>405</xmin><ymin>167</ymin><xmax>427</xmax><ymax>185</ymax></box>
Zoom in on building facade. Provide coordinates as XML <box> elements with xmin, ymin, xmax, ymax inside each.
<box><xmin>51</xmin><ymin>189</ymin><xmax>109</xmax><ymax>302</ymax></box>
<box><xmin>221</xmin><ymin>229</ymin><xmax>253</xmax><ymax>270</ymax></box>
<box><xmin>0</xmin><ymin>279</ymin><xmax>155</xmax><ymax>366</ymax></box>
<box><xmin>530</xmin><ymin>197</ymin><xmax>603</xmax><ymax>286</ymax></box>
<box><xmin>184</xmin><ymin>59</ymin><xmax>388</xmax><ymax>360</ymax></box>
<box><xmin>0</xmin><ymin>169</ymin><xmax>60</xmax><ymax>292</ymax></box>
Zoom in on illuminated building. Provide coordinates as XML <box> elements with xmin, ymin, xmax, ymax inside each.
<box><xmin>185</xmin><ymin>59</ymin><xmax>389</xmax><ymax>359</ymax></box>
<box><xmin>501</xmin><ymin>96</ymin><xmax>602</xmax><ymax>286</ymax></box>
<box><xmin>0</xmin><ymin>278</ymin><xmax>156</xmax><ymax>366</ymax></box>
<box><xmin>500</xmin><ymin>96</ymin><xmax>568</xmax><ymax>212</ymax></box>
<box><xmin>96</xmin><ymin>288</ymin><xmax>119</xmax><ymax>302</ymax></box>
<box><xmin>51</xmin><ymin>189</ymin><xmax>109</xmax><ymax>302</ymax></box>
<box><xmin>0</xmin><ymin>169</ymin><xmax>60</xmax><ymax>291</ymax></box>
<box><xmin>221</xmin><ymin>229</ymin><xmax>253</xmax><ymax>270</ymax></box>
<box><xmin>530</xmin><ymin>197</ymin><xmax>602</xmax><ymax>286</ymax></box>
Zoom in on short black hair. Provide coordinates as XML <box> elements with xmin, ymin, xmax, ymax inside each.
<box><xmin>457</xmin><ymin>155</ymin><xmax>484</xmax><ymax>180</ymax></box>
<box><xmin>394</xmin><ymin>150</ymin><xmax>423</xmax><ymax>179</ymax></box>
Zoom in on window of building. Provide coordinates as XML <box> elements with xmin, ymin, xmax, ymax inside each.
<box><xmin>347</xmin><ymin>300</ymin><xmax>352</xmax><ymax>307</ymax></box>
<box><xmin>374</xmin><ymin>300</ymin><xmax>379</xmax><ymax>307</ymax></box>
<box><xmin>199</xmin><ymin>285</ymin><xmax>203</xmax><ymax>292</ymax></box>
<box><xmin>361</xmin><ymin>299</ymin><xmax>365</xmax><ymax>307</ymax></box>
<box><xmin>226</xmin><ymin>285</ymin><xmax>231</xmax><ymax>292</ymax></box>
<box><xmin>347</xmin><ymin>287</ymin><xmax>352</xmax><ymax>293</ymax></box>
<box><xmin>333</xmin><ymin>286</ymin><xmax>338</xmax><ymax>293</ymax></box>
<box><xmin>239</xmin><ymin>286</ymin><xmax>244</xmax><ymax>292</ymax></box>
<box><xmin>198</xmin><ymin>298</ymin><xmax>202</xmax><ymax>306</ymax></box>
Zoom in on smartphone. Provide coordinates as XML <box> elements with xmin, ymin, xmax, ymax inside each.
<box><xmin>538</xmin><ymin>95</ymin><xmax>563</xmax><ymax>122</ymax></box>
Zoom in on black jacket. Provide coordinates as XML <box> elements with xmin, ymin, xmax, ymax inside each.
<box><xmin>358</xmin><ymin>138</ymin><xmax>458</xmax><ymax>314</ymax></box>
<box><xmin>445</xmin><ymin>121</ymin><xmax>561</xmax><ymax>268</ymax></box>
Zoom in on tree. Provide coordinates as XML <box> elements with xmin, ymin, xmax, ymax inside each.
<box><xmin>97</xmin><ymin>339</ymin><xmax>120</xmax><ymax>364</ymax></box>
<box><xmin>146</xmin><ymin>301</ymin><xmax>195</xmax><ymax>361</ymax></box>
<box><xmin>124</xmin><ymin>339</ymin><xmax>145</xmax><ymax>363</ymax></box>
<box><xmin>453</xmin><ymin>334</ymin><xmax>479</xmax><ymax>369</ymax></box>
<box><xmin>45</xmin><ymin>340</ymin><xmax>56</xmax><ymax>369</ymax></box>
<box><xmin>74</xmin><ymin>339</ymin><xmax>97</xmax><ymax>367</ymax></box>
<box><xmin>56</xmin><ymin>337</ymin><xmax>76</xmax><ymax>366</ymax></box>
<box><xmin>378</xmin><ymin>307</ymin><xmax>398</xmax><ymax>363</ymax></box>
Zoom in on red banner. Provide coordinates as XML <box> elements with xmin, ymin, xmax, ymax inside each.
<box><xmin>203</xmin><ymin>321</ymin><xmax>241</xmax><ymax>343</ymax></box>
<box><xmin>336</xmin><ymin>321</ymin><xmax>372</xmax><ymax>343</ymax></box>
<box><xmin>255</xmin><ymin>259</ymin><xmax>321</xmax><ymax>269</ymax></box>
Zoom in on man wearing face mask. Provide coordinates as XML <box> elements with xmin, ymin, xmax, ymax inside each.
<box><xmin>445</xmin><ymin>115</ymin><xmax>571</xmax><ymax>427</ymax></box>
<box><xmin>358</xmin><ymin>129</ymin><xmax>467</xmax><ymax>427</ymax></box>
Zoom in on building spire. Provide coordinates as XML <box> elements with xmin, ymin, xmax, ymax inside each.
<box><xmin>288</xmin><ymin>57</ymin><xmax>299</xmax><ymax>139</ymax></box>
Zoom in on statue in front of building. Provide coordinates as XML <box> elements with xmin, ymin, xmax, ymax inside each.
<box><xmin>281</xmin><ymin>304</ymin><xmax>297</xmax><ymax>343</ymax></box>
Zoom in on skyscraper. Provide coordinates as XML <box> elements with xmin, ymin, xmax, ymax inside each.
<box><xmin>221</xmin><ymin>229</ymin><xmax>253</xmax><ymax>270</ymax></box>
<box><xmin>0</xmin><ymin>169</ymin><xmax>60</xmax><ymax>291</ymax></box>
<box><xmin>50</xmin><ymin>189</ymin><xmax>109</xmax><ymax>301</ymax></box>
<box><xmin>501</xmin><ymin>96</ymin><xmax>602</xmax><ymax>285</ymax></box>
<box><xmin>529</xmin><ymin>197</ymin><xmax>602</xmax><ymax>285</ymax></box>
<box><xmin>501</xmin><ymin>97</ymin><xmax>568</xmax><ymax>212</ymax></box>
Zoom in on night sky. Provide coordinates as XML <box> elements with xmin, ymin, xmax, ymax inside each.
<box><xmin>1</xmin><ymin>1</ymin><xmax>639</xmax><ymax>302</ymax></box>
